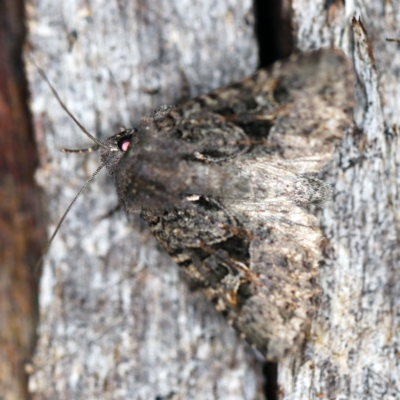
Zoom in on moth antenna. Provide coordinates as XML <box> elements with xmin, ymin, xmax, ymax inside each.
<box><xmin>31</xmin><ymin>58</ymin><xmax>107</xmax><ymax>149</ymax></box>
<box><xmin>61</xmin><ymin>145</ymin><xmax>99</xmax><ymax>154</ymax></box>
<box><xmin>35</xmin><ymin>164</ymin><xmax>104</xmax><ymax>274</ymax></box>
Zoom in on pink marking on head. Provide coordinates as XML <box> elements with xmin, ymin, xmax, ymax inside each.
<box><xmin>121</xmin><ymin>140</ymin><xmax>130</xmax><ymax>152</ymax></box>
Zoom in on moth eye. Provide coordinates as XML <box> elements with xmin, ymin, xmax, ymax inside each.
<box><xmin>118</xmin><ymin>135</ymin><xmax>132</xmax><ymax>152</ymax></box>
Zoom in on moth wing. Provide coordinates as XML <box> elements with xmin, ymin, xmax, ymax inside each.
<box><xmin>160</xmin><ymin>47</ymin><xmax>354</xmax><ymax>174</ymax></box>
<box><xmin>117</xmin><ymin>48</ymin><xmax>354</xmax><ymax>209</ymax></box>
<box><xmin>143</xmin><ymin>183</ymin><xmax>322</xmax><ymax>360</ymax></box>
<box><xmin>232</xmin><ymin>232</ymin><xmax>320</xmax><ymax>360</ymax></box>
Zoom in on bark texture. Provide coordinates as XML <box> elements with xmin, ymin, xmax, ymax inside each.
<box><xmin>279</xmin><ymin>1</ymin><xmax>400</xmax><ymax>399</ymax></box>
<box><xmin>25</xmin><ymin>0</ymin><xmax>400</xmax><ymax>399</ymax></box>
<box><xmin>26</xmin><ymin>1</ymin><xmax>263</xmax><ymax>399</ymax></box>
<box><xmin>0</xmin><ymin>1</ymin><xmax>45</xmax><ymax>399</ymax></box>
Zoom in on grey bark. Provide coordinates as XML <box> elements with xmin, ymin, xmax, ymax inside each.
<box><xmin>26</xmin><ymin>1</ymin><xmax>263</xmax><ymax>399</ymax></box>
<box><xmin>25</xmin><ymin>0</ymin><xmax>400</xmax><ymax>399</ymax></box>
<box><xmin>279</xmin><ymin>1</ymin><xmax>400</xmax><ymax>399</ymax></box>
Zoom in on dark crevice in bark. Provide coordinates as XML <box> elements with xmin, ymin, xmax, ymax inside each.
<box><xmin>263</xmin><ymin>362</ymin><xmax>278</xmax><ymax>400</ymax></box>
<box><xmin>253</xmin><ymin>1</ymin><xmax>293</xmax><ymax>398</ymax></box>
<box><xmin>253</xmin><ymin>0</ymin><xmax>294</xmax><ymax>68</ymax></box>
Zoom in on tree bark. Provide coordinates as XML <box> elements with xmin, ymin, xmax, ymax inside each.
<box><xmin>278</xmin><ymin>2</ymin><xmax>400</xmax><ymax>399</ymax></box>
<box><xmin>0</xmin><ymin>1</ymin><xmax>45</xmax><ymax>399</ymax></box>
<box><xmin>25</xmin><ymin>0</ymin><xmax>400</xmax><ymax>399</ymax></box>
<box><xmin>26</xmin><ymin>1</ymin><xmax>264</xmax><ymax>399</ymax></box>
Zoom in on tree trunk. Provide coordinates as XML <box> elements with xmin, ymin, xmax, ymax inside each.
<box><xmin>0</xmin><ymin>1</ymin><xmax>45</xmax><ymax>399</ymax></box>
<box><xmin>277</xmin><ymin>3</ymin><xmax>400</xmax><ymax>399</ymax></box>
<box><xmin>25</xmin><ymin>1</ymin><xmax>400</xmax><ymax>399</ymax></box>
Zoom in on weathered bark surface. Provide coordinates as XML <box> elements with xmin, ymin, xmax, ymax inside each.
<box><xmin>26</xmin><ymin>1</ymin><xmax>263</xmax><ymax>399</ymax></box>
<box><xmin>0</xmin><ymin>0</ymin><xmax>45</xmax><ymax>399</ymax></box>
<box><xmin>25</xmin><ymin>0</ymin><xmax>400</xmax><ymax>399</ymax></box>
<box><xmin>279</xmin><ymin>1</ymin><xmax>400</xmax><ymax>399</ymax></box>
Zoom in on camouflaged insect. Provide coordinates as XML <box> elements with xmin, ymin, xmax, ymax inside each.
<box><xmin>96</xmin><ymin>49</ymin><xmax>355</xmax><ymax>361</ymax></box>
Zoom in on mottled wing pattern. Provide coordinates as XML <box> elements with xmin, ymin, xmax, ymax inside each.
<box><xmin>112</xmin><ymin>49</ymin><xmax>354</xmax><ymax>360</ymax></box>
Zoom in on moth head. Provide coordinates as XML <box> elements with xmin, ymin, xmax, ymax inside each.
<box><xmin>99</xmin><ymin>128</ymin><xmax>138</xmax><ymax>174</ymax></box>
<box><xmin>36</xmin><ymin>125</ymin><xmax>138</xmax><ymax>271</ymax></box>
<box><xmin>32</xmin><ymin>60</ymin><xmax>142</xmax><ymax>271</ymax></box>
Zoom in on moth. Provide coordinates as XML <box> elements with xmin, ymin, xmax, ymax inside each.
<box><xmin>40</xmin><ymin>49</ymin><xmax>354</xmax><ymax>361</ymax></box>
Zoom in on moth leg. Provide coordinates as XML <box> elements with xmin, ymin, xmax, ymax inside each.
<box><xmin>96</xmin><ymin>203</ymin><xmax>123</xmax><ymax>221</ymax></box>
